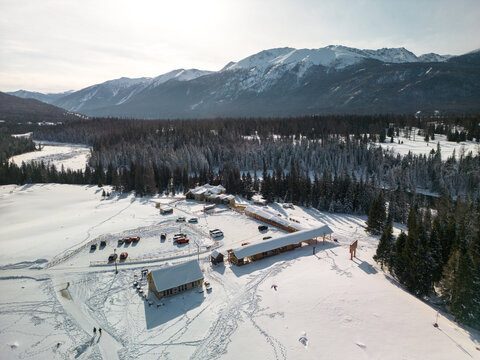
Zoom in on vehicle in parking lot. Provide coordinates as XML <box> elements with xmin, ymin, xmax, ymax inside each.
<box><xmin>176</xmin><ymin>217</ymin><xmax>186</xmax><ymax>222</ymax></box>
<box><xmin>108</xmin><ymin>253</ymin><xmax>118</xmax><ymax>262</ymax></box>
<box><xmin>160</xmin><ymin>233</ymin><xmax>166</xmax><ymax>241</ymax></box>
<box><xmin>188</xmin><ymin>217</ymin><xmax>198</xmax><ymax>223</ymax></box>
<box><xmin>120</xmin><ymin>252</ymin><xmax>128</xmax><ymax>260</ymax></box>
<box><xmin>241</xmin><ymin>242</ymin><xmax>250</xmax><ymax>246</ymax></box>
<box><xmin>131</xmin><ymin>236</ymin><xmax>140</xmax><ymax>243</ymax></box>
<box><xmin>263</xmin><ymin>236</ymin><xmax>272</xmax><ymax>240</ymax></box>
<box><xmin>124</xmin><ymin>237</ymin><xmax>132</xmax><ymax>243</ymax></box>
<box><xmin>100</xmin><ymin>240</ymin><xmax>107</xmax><ymax>247</ymax></box>
<box><xmin>258</xmin><ymin>225</ymin><xmax>268</xmax><ymax>231</ymax></box>
<box><xmin>174</xmin><ymin>235</ymin><xmax>189</xmax><ymax>244</ymax></box>
<box><xmin>90</xmin><ymin>244</ymin><xmax>97</xmax><ymax>250</ymax></box>
<box><xmin>209</xmin><ymin>229</ymin><xmax>223</xmax><ymax>238</ymax></box>
<box><xmin>118</xmin><ymin>239</ymin><xmax>124</xmax><ymax>246</ymax></box>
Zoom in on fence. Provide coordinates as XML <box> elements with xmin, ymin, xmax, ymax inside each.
<box><xmin>90</xmin><ymin>241</ymin><xmax>221</xmax><ymax>267</ymax></box>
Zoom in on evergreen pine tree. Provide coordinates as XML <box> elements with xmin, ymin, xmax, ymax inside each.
<box><xmin>374</xmin><ymin>221</ymin><xmax>394</xmax><ymax>270</ymax></box>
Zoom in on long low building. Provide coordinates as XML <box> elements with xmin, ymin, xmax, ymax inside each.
<box><xmin>244</xmin><ymin>206</ymin><xmax>303</xmax><ymax>232</ymax></box>
<box><xmin>148</xmin><ymin>260</ymin><xmax>204</xmax><ymax>299</ymax></box>
<box><xmin>228</xmin><ymin>225</ymin><xmax>333</xmax><ymax>266</ymax></box>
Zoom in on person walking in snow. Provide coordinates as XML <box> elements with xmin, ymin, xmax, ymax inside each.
<box><xmin>93</xmin><ymin>327</ymin><xmax>97</xmax><ymax>336</ymax></box>
<box><xmin>99</xmin><ymin>328</ymin><xmax>102</xmax><ymax>336</ymax></box>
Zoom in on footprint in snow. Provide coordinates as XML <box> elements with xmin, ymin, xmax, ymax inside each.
<box><xmin>356</xmin><ymin>342</ymin><xmax>366</xmax><ymax>349</ymax></box>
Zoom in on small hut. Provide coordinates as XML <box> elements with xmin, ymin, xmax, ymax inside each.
<box><xmin>210</xmin><ymin>250</ymin><xmax>224</xmax><ymax>265</ymax></box>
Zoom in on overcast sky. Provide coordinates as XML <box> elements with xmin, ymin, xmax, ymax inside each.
<box><xmin>1</xmin><ymin>0</ymin><xmax>479</xmax><ymax>93</ymax></box>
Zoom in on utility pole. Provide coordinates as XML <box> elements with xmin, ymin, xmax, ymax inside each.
<box><xmin>114</xmin><ymin>248</ymin><xmax>118</xmax><ymax>274</ymax></box>
<box><xmin>194</xmin><ymin>240</ymin><xmax>200</xmax><ymax>262</ymax></box>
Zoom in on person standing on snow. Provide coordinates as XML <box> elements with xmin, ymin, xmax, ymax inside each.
<box><xmin>99</xmin><ymin>328</ymin><xmax>102</xmax><ymax>336</ymax></box>
<box><xmin>93</xmin><ymin>327</ymin><xmax>97</xmax><ymax>336</ymax></box>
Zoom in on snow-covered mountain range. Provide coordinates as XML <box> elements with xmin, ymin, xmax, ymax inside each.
<box><xmin>8</xmin><ymin>45</ymin><xmax>480</xmax><ymax>117</ymax></box>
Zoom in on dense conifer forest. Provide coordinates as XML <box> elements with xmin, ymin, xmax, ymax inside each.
<box><xmin>1</xmin><ymin>114</ymin><xmax>479</xmax><ymax>329</ymax></box>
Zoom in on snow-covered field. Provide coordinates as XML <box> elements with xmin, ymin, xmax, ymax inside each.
<box><xmin>0</xmin><ymin>184</ymin><xmax>479</xmax><ymax>360</ymax></box>
<box><xmin>377</xmin><ymin>131</ymin><xmax>479</xmax><ymax>160</ymax></box>
<box><xmin>9</xmin><ymin>141</ymin><xmax>91</xmax><ymax>171</ymax></box>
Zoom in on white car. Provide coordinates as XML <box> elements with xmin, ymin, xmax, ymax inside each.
<box><xmin>209</xmin><ymin>229</ymin><xmax>223</xmax><ymax>238</ymax></box>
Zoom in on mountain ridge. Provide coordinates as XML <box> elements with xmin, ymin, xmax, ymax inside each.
<box><xmin>6</xmin><ymin>45</ymin><xmax>479</xmax><ymax>118</ymax></box>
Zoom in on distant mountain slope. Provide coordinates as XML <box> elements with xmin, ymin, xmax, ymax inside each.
<box><xmin>7</xmin><ymin>90</ymin><xmax>73</xmax><ymax>105</ymax></box>
<box><xmin>0</xmin><ymin>92</ymin><xmax>81</xmax><ymax>122</ymax></box>
<box><xmin>51</xmin><ymin>69</ymin><xmax>213</xmax><ymax>113</ymax></box>
<box><xmin>7</xmin><ymin>46</ymin><xmax>480</xmax><ymax>118</ymax></box>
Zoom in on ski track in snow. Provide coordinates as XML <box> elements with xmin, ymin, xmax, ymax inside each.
<box><xmin>191</xmin><ymin>261</ymin><xmax>291</xmax><ymax>360</ymax></box>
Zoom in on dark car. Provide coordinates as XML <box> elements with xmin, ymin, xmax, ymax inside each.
<box><xmin>258</xmin><ymin>225</ymin><xmax>268</xmax><ymax>231</ymax></box>
<box><xmin>108</xmin><ymin>253</ymin><xmax>118</xmax><ymax>262</ymax></box>
<box><xmin>120</xmin><ymin>252</ymin><xmax>128</xmax><ymax>260</ymax></box>
<box><xmin>131</xmin><ymin>236</ymin><xmax>140</xmax><ymax>243</ymax></box>
<box><xmin>90</xmin><ymin>244</ymin><xmax>97</xmax><ymax>250</ymax></box>
<box><xmin>176</xmin><ymin>217</ymin><xmax>186</xmax><ymax>222</ymax></box>
<box><xmin>118</xmin><ymin>239</ymin><xmax>124</xmax><ymax>246</ymax></box>
<box><xmin>160</xmin><ymin>233</ymin><xmax>166</xmax><ymax>241</ymax></box>
<box><xmin>100</xmin><ymin>240</ymin><xmax>107</xmax><ymax>247</ymax></box>
<box><xmin>263</xmin><ymin>236</ymin><xmax>272</xmax><ymax>240</ymax></box>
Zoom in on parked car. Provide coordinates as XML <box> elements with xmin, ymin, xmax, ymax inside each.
<box><xmin>175</xmin><ymin>237</ymin><xmax>189</xmax><ymax>244</ymax></box>
<box><xmin>120</xmin><ymin>252</ymin><xmax>128</xmax><ymax>260</ymax></box>
<box><xmin>160</xmin><ymin>233</ymin><xmax>166</xmax><ymax>241</ymax></box>
<box><xmin>108</xmin><ymin>253</ymin><xmax>118</xmax><ymax>262</ymax></box>
<box><xmin>100</xmin><ymin>240</ymin><xmax>107</xmax><ymax>247</ymax></box>
<box><xmin>241</xmin><ymin>242</ymin><xmax>250</xmax><ymax>246</ymax></box>
<box><xmin>176</xmin><ymin>217</ymin><xmax>186</xmax><ymax>222</ymax></box>
<box><xmin>131</xmin><ymin>236</ymin><xmax>140</xmax><ymax>243</ymax></box>
<box><xmin>173</xmin><ymin>232</ymin><xmax>187</xmax><ymax>240</ymax></box>
<box><xmin>118</xmin><ymin>239</ymin><xmax>124</xmax><ymax>246</ymax></box>
<box><xmin>90</xmin><ymin>244</ymin><xmax>97</xmax><ymax>250</ymax></box>
<box><xmin>258</xmin><ymin>225</ymin><xmax>268</xmax><ymax>231</ymax></box>
<box><xmin>209</xmin><ymin>229</ymin><xmax>223</xmax><ymax>238</ymax></box>
<box><xmin>124</xmin><ymin>237</ymin><xmax>132</xmax><ymax>244</ymax></box>
<box><xmin>188</xmin><ymin>217</ymin><xmax>198</xmax><ymax>223</ymax></box>
<box><xmin>263</xmin><ymin>236</ymin><xmax>272</xmax><ymax>240</ymax></box>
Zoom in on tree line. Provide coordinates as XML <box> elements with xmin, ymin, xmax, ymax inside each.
<box><xmin>372</xmin><ymin>194</ymin><xmax>480</xmax><ymax>329</ymax></box>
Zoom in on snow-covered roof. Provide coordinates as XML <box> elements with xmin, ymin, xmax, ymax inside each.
<box><xmin>190</xmin><ymin>184</ymin><xmax>226</xmax><ymax>196</ymax></box>
<box><xmin>231</xmin><ymin>225</ymin><xmax>333</xmax><ymax>259</ymax></box>
<box><xmin>245</xmin><ymin>206</ymin><xmax>302</xmax><ymax>230</ymax></box>
<box><xmin>211</xmin><ymin>250</ymin><xmax>223</xmax><ymax>258</ymax></box>
<box><xmin>150</xmin><ymin>260</ymin><xmax>203</xmax><ymax>292</ymax></box>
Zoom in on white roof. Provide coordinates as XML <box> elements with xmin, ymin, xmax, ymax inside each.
<box><xmin>211</xmin><ymin>250</ymin><xmax>223</xmax><ymax>258</ymax></box>
<box><xmin>150</xmin><ymin>260</ymin><xmax>203</xmax><ymax>292</ymax></box>
<box><xmin>245</xmin><ymin>206</ymin><xmax>303</xmax><ymax>230</ymax></box>
<box><xmin>190</xmin><ymin>184</ymin><xmax>226</xmax><ymax>196</ymax></box>
<box><xmin>231</xmin><ymin>225</ymin><xmax>333</xmax><ymax>259</ymax></box>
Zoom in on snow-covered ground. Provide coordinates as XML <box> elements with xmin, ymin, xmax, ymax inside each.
<box><xmin>377</xmin><ymin>131</ymin><xmax>479</xmax><ymax>160</ymax></box>
<box><xmin>9</xmin><ymin>141</ymin><xmax>91</xmax><ymax>171</ymax></box>
<box><xmin>0</xmin><ymin>184</ymin><xmax>479</xmax><ymax>359</ymax></box>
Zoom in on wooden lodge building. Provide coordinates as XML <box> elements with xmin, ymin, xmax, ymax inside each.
<box><xmin>227</xmin><ymin>226</ymin><xmax>333</xmax><ymax>266</ymax></box>
<box><xmin>148</xmin><ymin>260</ymin><xmax>204</xmax><ymax>299</ymax></box>
<box><xmin>244</xmin><ymin>206</ymin><xmax>301</xmax><ymax>233</ymax></box>
<box><xmin>186</xmin><ymin>184</ymin><xmax>236</xmax><ymax>207</ymax></box>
